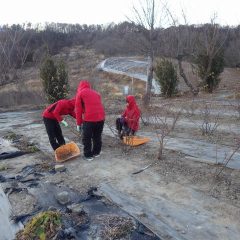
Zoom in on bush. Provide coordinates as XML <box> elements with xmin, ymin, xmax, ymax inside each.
<box><xmin>196</xmin><ymin>51</ymin><xmax>224</xmax><ymax>93</ymax></box>
<box><xmin>40</xmin><ymin>56</ymin><xmax>69</xmax><ymax>103</ymax></box>
<box><xmin>155</xmin><ymin>59</ymin><xmax>178</xmax><ymax>97</ymax></box>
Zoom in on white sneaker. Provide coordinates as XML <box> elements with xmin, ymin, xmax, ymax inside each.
<box><xmin>93</xmin><ymin>153</ymin><xmax>101</xmax><ymax>158</ymax></box>
<box><xmin>84</xmin><ymin>156</ymin><xmax>94</xmax><ymax>161</ymax></box>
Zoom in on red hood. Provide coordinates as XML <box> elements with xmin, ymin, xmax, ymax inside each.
<box><xmin>75</xmin><ymin>80</ymin><xmax>105</xmax><ymax>125</ymax></box>
<box><xmin>126</xmin><ymin>95</ymin><xmax>136</xmax><ymax>108</ymax></box>
<box><xmin>122</xmin><ymin>95</ymin><xmax>140</xmax><ymax>131</ymax></box>
<box><xmin>77</xmin><ymin>80</ymin><xmax>91</xmax><ymax>93</ymax></box>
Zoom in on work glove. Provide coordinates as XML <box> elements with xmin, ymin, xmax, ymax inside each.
<box><xmin>77</xmin><ymin>125</ymin><xmax>82</xmax><ymax>133</ymax></box>
<box><xmin>61</xmin><ymin>120</ymin><xmax>68</xmax><ymax>127</ymax></box>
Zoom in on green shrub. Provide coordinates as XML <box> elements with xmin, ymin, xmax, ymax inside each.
<box><xmin>40</xmin><ymin>56</ymin><xmax>69</xmax><ymax>103</ymax></box>
<box><xmin>196</xmin><ymin>51</ymin><xmax>224</xmax><ymax>93</ymax></box>
<box><xmin>155</xmin><ymin>59</ymin><xmax>178</xmax><ymax>97</ymax></box>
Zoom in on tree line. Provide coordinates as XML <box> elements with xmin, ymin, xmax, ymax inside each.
<box><xmin>0</xmin><ymin>21</ymin><xmax>239</xmax><ymax>87</ymax></box>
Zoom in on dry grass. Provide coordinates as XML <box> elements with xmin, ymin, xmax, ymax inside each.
<box><xmin>16</xmin><ymin>211</ymin><xmax>61</xmax><ymax>240</ymax></box>
<box><xmin>3</xmin><ymin>132</ymin><xmax>39</xmax><ymax>153</ymax></box>
<box><xmin>96</xmin><ymin>214</ymin><xmax>135</xmax><ymax>240</ymax></box>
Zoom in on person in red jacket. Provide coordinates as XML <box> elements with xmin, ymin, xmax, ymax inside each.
<box><xmin>116</xmin><ymin>95</ymin><xmax>141</xmax><ymax>139</ymax></box>
<box><xmin>75</xmin><ymin>80</ymin><xmax>105</xmax><ymax>161</ymax></box>
<box><xmin>42</xmin><ymin>98</ymin><xmax>76</xmax><ymax>150</ymax></box>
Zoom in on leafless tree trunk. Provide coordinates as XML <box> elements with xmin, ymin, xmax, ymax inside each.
<box><xmin>166</xmin><ymin>8</ymin><xmax>199</xmax><ymax>95</ymax></box>
<box><xmin>145</xmin><ymin>55</ymin><xmax>154</xmax><ymax>104</ymax></box>
<box><xmin>177</xmin><ymin>55</ymin><xmax>199</xmax><ymax>95</ymax></box>
<box><xmin>129</xmin><ymin>0</ymin><xmax>166</xmax><ymax>106</ymax></box>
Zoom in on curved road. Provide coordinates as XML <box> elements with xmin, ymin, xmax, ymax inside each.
<box><xmin>98</xmin><ymin>57</ymin><xmax>161</xmax><ymax>94</ymax></box>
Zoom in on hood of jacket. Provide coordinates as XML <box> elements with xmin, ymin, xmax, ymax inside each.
<box><xmin>126</xmin><ymin>95</ymin><xmax>136</xmax><ymax>108</ymax></box>
<box><xmin>77</xmin><ymin>80</ymin><xmax>91</xmax><ymax>93</ymax></box>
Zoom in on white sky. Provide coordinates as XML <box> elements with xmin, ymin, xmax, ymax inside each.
<box><xmin>0</xmin><ymin>0</ymin><xmax>239</xmax><ymax>27</ymax></box>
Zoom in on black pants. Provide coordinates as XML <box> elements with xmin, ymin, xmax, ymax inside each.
<box><xmin>82</xmin><ymin>121</ymin><xmax>104</xmax><ymax>158</ymax></box>
<box><xmin>43</xmin><ymin>117</ymin><xmax>65</xmax><ymax>150</ymax></box>
<box><xmin>116</xmin><ymin>117</ymin><xmax>135</xmax><ymax>138</ymax></box>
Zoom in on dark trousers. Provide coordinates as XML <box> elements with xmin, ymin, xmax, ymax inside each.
<box><xmin>116</xmin><ymin>117</ymin><xmax>135</xmax><ymax>138</ymax></box>
<box><xmin>43</xmin><ymin>117</ymin><xmax>65</xmax><ymax>150</ymax></box>
<box><xmin>82</xmin><ymin>120</ymin><xmax>104</xmax><ymax>158</ymax></box>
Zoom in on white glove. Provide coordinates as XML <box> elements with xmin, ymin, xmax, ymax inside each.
<box><xmin>77</xmin><ymin>125</ymin><xmax>82</xmax><ymax>133</ymax></box>
<box><xmin>61</xmin><ymin>120</ymin><xmax>68</xmax><ymax>127</ymax></box>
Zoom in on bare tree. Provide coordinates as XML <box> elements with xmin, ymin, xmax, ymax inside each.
<box><xmin>177</xmin><ymin>54</ymin><xmax>199</xmax><ymax>95</ymax></box>
<box><xmin>0</xmin><ymin>24</ymin><xmax>32</xmax><ymax>85</ymax></box>
<box><xmin>200</xmin><ymin>102</ymin><xmax>220</xmax><ymax>136</ymax></box>
<box><xmin>155</xmin><ymin>107</ymin><xmax>180</xmax><ymax>160</ymax></box>
<box><xmin>197</xmin><ymin>16</ymin><xmax>228</xmax><ymax>91</ymax></box>
<box><xmin>165</xmin><ymin>8</ymin><xmax>199</xmax><ymax>95</ymax></box>
<box><xmin>128</xmin><ymin>0</ymin><xmax>167</xmax><ymax>105</ymax></box>
<box><xmin>214</xmin><ymin>136</ymin><xmax>240</xmax><ymax>178</ymax></box>
<box><xmin>142</xmin><ymin>104</ymin><xmax>181</xmax><ymax>159</ymax></box>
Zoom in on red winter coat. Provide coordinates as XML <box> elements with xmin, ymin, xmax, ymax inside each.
<box><xmin>122</xmin><ymin>95</ymin><xmax>141</xmax><ymax>131</ymax></box>
<box><xmin>75</xmin><ymin>80</ymin><xmax>105</xmax><ymax>125</ymax></box>
<box><xmin>42</xmin><ymin>98</ymin><xmax>76</xmax><ymax>122</ymax></box>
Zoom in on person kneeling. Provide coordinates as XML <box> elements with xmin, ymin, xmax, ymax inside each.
<box><xmin>116</xmin><ymin>95</ymin><xmax>140</xmax><ymax>139</ymax></box>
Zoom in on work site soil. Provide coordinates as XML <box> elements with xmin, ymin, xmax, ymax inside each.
<box><xmin>0</xmin><ymin>46</ymin><xmax>240</xmax><ymax>239</ymax></box>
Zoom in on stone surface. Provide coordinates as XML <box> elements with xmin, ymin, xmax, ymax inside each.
<box><xmin>56</xmin><ymin>191</ymin><xmax>70</xmax><ymax>205</ymax></box>
<box><xmin>67</xmin><ymin>203</ymin><xmax>84</xmax><ymax>213</ymax></box>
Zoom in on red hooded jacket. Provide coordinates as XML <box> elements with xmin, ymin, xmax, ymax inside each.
<box><xmin>75</xmin><ymin>80</ymin><xmax>105</xmax><ymax>125</ymax></box>
<box><xmin>122</xmin><ymin>95</ymin><xmax>141</xmax><ymax>131</ymax></box>
<box><xmin>42</xmin><ymin>98</ymin><xmax>76</xmax><ymax>122</ymax></box>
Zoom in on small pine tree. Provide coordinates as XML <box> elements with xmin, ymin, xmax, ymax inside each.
<box><xmin>155</xmin><ymin>59</ymin><xmax>178</xmax><ymax>97</ymax></box>
<box><xmin>56</xmin><ymin>60</ymin><xmax>69</xmax><ymax>99</ymax></box>
<box><xmin>40</xmin><ymin>56</ymin><xmax>69</xmax><ymax>103</ymax></box>
<box><xmin>197</xmin><ymin>51</ymin><xmax>224</xmax><ymax>93</ymax></box>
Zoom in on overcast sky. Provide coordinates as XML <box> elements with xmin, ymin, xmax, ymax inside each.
<box><xmin>0</xmin><ymin>0</ymin><xmax>239</xmax><ymax>27</ymax></box>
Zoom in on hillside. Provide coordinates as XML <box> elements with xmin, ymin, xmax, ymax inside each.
<box><xmin>1</xmin><ymin>45</ymin><xmax>240</xmax><ymax>111</ymax></box>
<box><xmin>0</xmin><ymin>46</ymin><xmax>146</xmax><ymax>110</ymax></box>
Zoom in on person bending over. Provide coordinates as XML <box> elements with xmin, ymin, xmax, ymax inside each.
<box><xmin>42</xmin><ymin>98</ymin><xmax>76</xmax><ymax>150</ymax></box>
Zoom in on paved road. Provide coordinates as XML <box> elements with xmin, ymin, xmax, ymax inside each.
<box><xmin>98</xmin><ymin>57</ymin><xmax>161</xmax><ymax>94</ymax></box>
